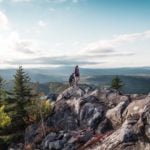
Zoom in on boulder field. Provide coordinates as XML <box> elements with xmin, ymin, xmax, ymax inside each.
<box><xmin>11</xmin><ymin>85</ymin><xmax>150</xmax><ymax>150</ymax></box>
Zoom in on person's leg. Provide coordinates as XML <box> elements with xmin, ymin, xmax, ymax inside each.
<box><xmin>73</xmin><ymin>79</ymin><xmax>75</xmax><ymax>87</ymax></box>
<box><xmin>74</xmin><ymin>76</ymin><xmax>77</xmax><ymax>86</ymax></box>
<box><xmin>76</xmin><ymin>76</ymin><xmax>80</xmax><ymax>86</ymax></box>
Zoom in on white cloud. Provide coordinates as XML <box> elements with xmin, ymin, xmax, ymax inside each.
<box><xmin>38</xmin><ymin>20</ymin><xmax>47</xmax><ymax>27</ymax></box>
<box><xmin>0</xmin><ymin>11</ymin><xmax>9</xmax><ymax>30</ymax></box>
<box><xmin>72</xmin><ymin>41</ymin><xmax>80</xmax><ymax>46</ymax></box>
<box><xmin>0</xmin><ymin>31</ymin><xmax>40</xmax><ymax>66</ymax></box>
<box><xmin>10</xmin><ymin>39</ymin><xmax>36</xmax><ymax>54</ymax></box>
<box><xmin>0</xmin><ymin>28</ymin><xmax>150</xmax><ymax>68</ymax></box>
<box><xmin>8</xmin><ymin>31</ymin><xmax>39</xmax><ymax>55</ymax></box>
<box><xmin>84</xmin><ymin>30</ymin><xmax>150</xmax><ymax>53</ymax></box>
<box><xmin>141</xmin><ymin>30</ymin><xmax>150</xmax><ymax>38</ymax></box>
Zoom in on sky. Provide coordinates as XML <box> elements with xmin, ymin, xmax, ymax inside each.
<box><xmin>0</xmin><ymin>0</ymin><xmax>150</xmax><ymax>68</ymax></box>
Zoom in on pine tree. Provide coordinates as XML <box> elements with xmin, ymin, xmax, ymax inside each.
<box><xmin>0</xmin><ymin>76</ymin><xmax>4</xmax><ymax>102</ymax></box>
<box><xmin>0</xmin><ymin>76</ymin><xmax>7</xmax><ymax>105</ymax></box>
<box><xmin>13</xmin><ymin>66</ymin><xmax>31</xmax><ymax>125</ymax></box>
<box><xmin>111</xmin><ymin>76</ymin><xmax>124</xmax><ymax>90</ymax></box>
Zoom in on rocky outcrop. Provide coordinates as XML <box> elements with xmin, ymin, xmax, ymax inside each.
<box><xmin>24</xmin><ymin>86</ymin><xmax>109</xmax><ymax>149</ymax></box>
<box><xmin>24</xmin><ymin>85</ymin><xmax>150</xmax><ymax>150</ymax></box>
<box><xmin>85</xmin><ymin>97</ymin><xmax>150</xmax><ymax>150</ymax></box>
<box><xmin>46</xmin><ymin>86</ymin><xmax>108</xmax><ymax>132</ymax></box>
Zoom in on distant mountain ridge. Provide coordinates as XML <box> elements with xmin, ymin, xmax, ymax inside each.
<box><xmin>1</xmin><ymin>67</ymin><xmax>150</xmax><ymax>94</ymax></box>
<box><xmin>0</xmin><ymin>67</ymin><xmax>150</xmax><ymax>82</ymax></box>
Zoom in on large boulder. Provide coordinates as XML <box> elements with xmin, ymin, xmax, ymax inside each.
<box><xmin>46</xmin><ymin>100</ymin><xmax>79</xmax><ymax>131</ymax></box>
<box><xmin>137</xmin><ymin>102</ymin><xmax>150</xmax><ymax>141</ymax></box>
<box><xmin>123</xmin><ymin>96</ymin><xmax>150</xmax><ymax>119</ymax></box>
<box><xmin>79</xmin><ymin>98</ymin><xmax>107</xmax><ymax>130</ymax></box>
<box><xmin>106</xmin><ymin>96</ymin><xmax>130</xmax><ymax>128</ymax></box>
<box><xmin>57</xmin><ymin>86</ymin><xmax>85</xmax><ymax>101</ymax></box>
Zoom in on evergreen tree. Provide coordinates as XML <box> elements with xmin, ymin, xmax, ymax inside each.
<box><xmin>0</xmin><ymin>76</ymin><xmax>4</xmax><ymax>102</ymax></box>
<box><xmin>0</xmin><ymin>76</ymin><xmax>7</xmax><ymax>105</ymax></box>
<box><xmin>13</xmin><ymin>66</ymin><xmax>31</xmax><ymax>125</ymax></box>
<box><xmin>111</xmin><ymin>76</ymin><xmax>124</xmax><ymax>90</ymax></box>
<box><xmin>0</xmin><ymin>76</ymin><xmax>3</xmax><ymax>89</ymax></box>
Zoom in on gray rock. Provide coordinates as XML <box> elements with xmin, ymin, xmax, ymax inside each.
<box><xmin>79</xmin><ymin>102</ymin><xmax>106</xmax><ymax>130</ymax></box>
<box><xmin>25</xmin><ymin>124</ymin><xmax>39</xmax><ymax>144</ymax></box>
<box><xmin>96</xmin><ymin>118</ymin><xmax>113</xmax><ymax>134</ymax></box>
<box><xmin>63</xmin><ymin>133</ymin><xmax>71</xmax><ymax>141</ymax></box>
<box><xmin>79</xmin><ymin>130</ymin><xmax>94</xmax><ymax>143</ymax></box>
<box><xmin>68</xmin><ymin>137</ymin><xmax>77</xmax><ymax>144</ymax></box>
<box><xmin>41</xmin><ymin>132</ymin><xmax>57</xmax><ymax>149</ymax></box>
<box><xmin>86</xmin><ymin>117</ymin><xmax>139</xmax><ymax>150</ymax></box>
<box><xmin>123</xmin><ymin>96</ymin><xmax>150</xmax><ymax>119</ymax></box>
<box><xmin>46</xmin><ymin>100</ymin><xmax>79</xmax><ymax>131</ymax></box>
<box><xmin>57</xmin><ymin>86</ymin><xmax>85</xmax><ymax>101</ymax></box>
<box><xmin>106</xmin><ymin>98</ymin><xmax>130</xmax><ymax>128</ymax></box>
<box><xmin>48</xmin><ymin>140</ymin><xmax>63</xmax><ymax>150</ymax></box>
<box><xmin>139</xmin><ymin>102</ymin><xmax>150</xmax><ymax>140</ymax></box>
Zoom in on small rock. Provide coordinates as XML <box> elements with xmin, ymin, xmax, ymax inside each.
<box><xmin>68</xmin><ymin>137</ymin><xmax>77</xmax><ymax>144</ymax></box>
<box><xmin>49</xmin><ymin>140</ymin><xmax>63</xmax><ymax>150</ymax></box>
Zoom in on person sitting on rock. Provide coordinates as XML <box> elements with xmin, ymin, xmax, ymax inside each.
<box><xmin>69</xmin><ymin>73</ymin><xmax>75</xmax><ymax>87</ymax></box>
<box><xmin>74</xmin><ymin>65</ymin><xmax>80</xmax><ymax>86</ymax></box>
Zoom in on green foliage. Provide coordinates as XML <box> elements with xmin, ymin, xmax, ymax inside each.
<box><xmin>0</xmin><ymin>76</ymin><xmax>4</xmax><ymax>90</ymax></box>
<box><xmin>39</xmin><ymin>99</ymin><xmax>53</xmax><ymax>116</ymax></box>
<box><xmin>13</xmin><ymin>66</ymin><xmax>32</xmax><ymax>126</ymax></box>
<box><xmin>26</xmin><ymin>99</ymin><xmax>54</xmax><ymax>123</ymax></box>
<box><xmin>13</xmin><ymin>66</ymin><xmax>31</xmax><ymax>102</ymax></box>
<box><xmin>0</xmin><ymin>105</ymin><xmax>11</xmax><ymax>128</ymax></box>
<box><xmin>0</xmin><ymin>76</ymin><xmax>6</xmax><ymax>104</ymax></box>
<box><xmin>0</xmin><ymin>132</ymin><xmax>24</xmax><ymax>146</ymax></box>
<box><xmin>111</xmin><ymin>76</ymin><xmax>124</xmax><ymax>90</ymax></box>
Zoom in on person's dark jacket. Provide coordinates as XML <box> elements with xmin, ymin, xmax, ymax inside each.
<box><xmin>75</xmin><ymin>67</ymin><xmax>80</xmax><ymax>77</ymax></box>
